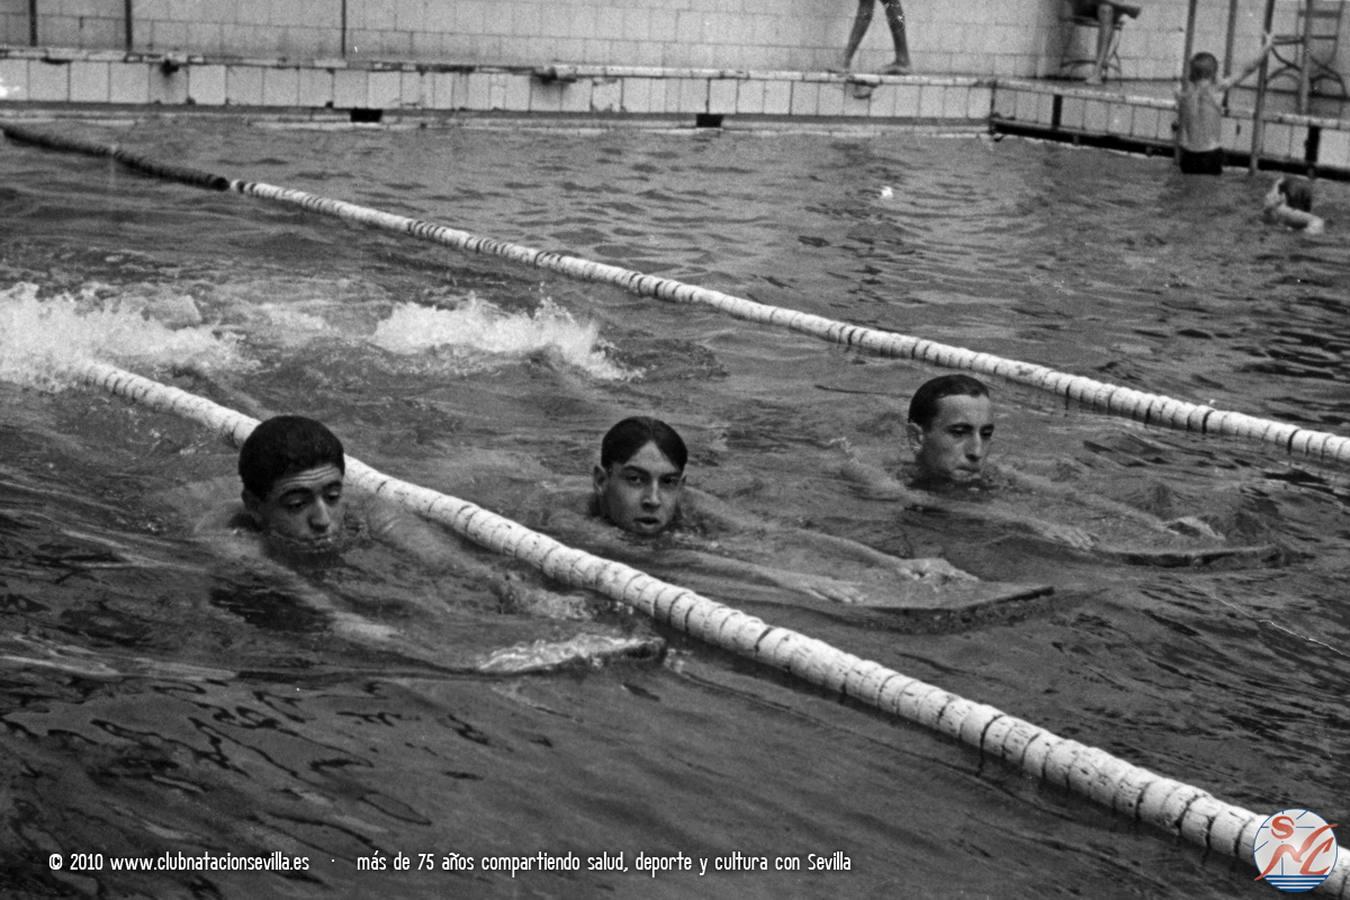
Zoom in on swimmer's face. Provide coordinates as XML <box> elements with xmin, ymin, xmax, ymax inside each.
<box><xmin>908</xmin><ymin>394</ymin><xmax>995</xmax><ymax>483</ymax></box>
<box><xmin>244</xmin><ymin>464</ymin><xmax>346</xmax><ymax>551</ymax></box>
<box><xmin>593</xmin><ymin>442</ymin><xmax>685</xmax><ymax>537</ymax></box>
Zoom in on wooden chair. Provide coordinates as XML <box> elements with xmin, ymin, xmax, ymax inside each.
<box><xmin>1059</xmin><ymin>2</ymin><xmax>1126</xmax><ymax>81</ymax></box>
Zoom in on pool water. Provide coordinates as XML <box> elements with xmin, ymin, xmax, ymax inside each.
<box><xmin>1</xmin><ymin>117</ymin><xmax>1347</xmax><ymax>898</ymax></box>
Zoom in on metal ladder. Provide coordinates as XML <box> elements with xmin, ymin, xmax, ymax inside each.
<box><xmin>1268</xmin><ymin>0</ymin><xmax>1348</xmax><ymax>111</ymax></box>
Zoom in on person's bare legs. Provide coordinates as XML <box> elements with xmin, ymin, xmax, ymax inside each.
<box><xmin>840</xmin><ymin>0</ymin><xmax>874</xmax><ymax>71</ymax></box>
<box><xmin>879</xmin><ymin>0</ymin><xmax>911</xmax><ymax>74</ymax></box>
<box><xmin>1085</xmin><ymin>1</ymin><xmax>1114</xmax><ymax>84</ymax></box>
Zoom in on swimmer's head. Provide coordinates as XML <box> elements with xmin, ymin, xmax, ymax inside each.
<box><xmin>1187</xmin><ymin>52</ymin><xmax>1219</xmax><ymax>83</ymax></box>
<box><xmin>239</xmin><ymin>415</ymin><xmax>347</xmax><ymax>551</ymax></box>
<box><xmin>593</xmin><ymin>416</ymin><xmax>687</xmax><ymax>536</ymax></box>
<box><xmin>907</xmin><ymin>375</ymin><xmax>995</xmax><ymax>483</ymax></box>
<box><xmin>1278</xmin><ymin>176</ymin><xmax>1314</xmax><ymax>212</ymax></box>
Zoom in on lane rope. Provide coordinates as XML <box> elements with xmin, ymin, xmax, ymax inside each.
<box><xmin>62</xmin><ymin>358</ymin><xmax>1349</xmax><ymax>897</ymax></box>
<box><xmin>3</xmin><ymin>120</ymin><xmax>1347</xmax><ymax>467</ymax></box>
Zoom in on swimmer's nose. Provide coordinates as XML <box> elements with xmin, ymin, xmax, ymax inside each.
<box><xmin>968</xmin><ymin>437</ymin><xmax>989</xmax><ymax>461</ymax></box>
<box><xmin>641</xmin><ymin>483</ymin><xmax>662</xmax><ymax>507</ymax></box>
<box><xmin>309</xmin><ymin>502</ymin><xmax>332</xmax><ymax>532</ymax></box>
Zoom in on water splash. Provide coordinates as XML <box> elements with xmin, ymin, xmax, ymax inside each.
<box><xmin>0</xmin><ymin>282</ymin><xmax>254</xmax><ymax>391</ymax></box>
<box><xmin>371</xmin><ymin>296</ymin><xmax>636</xmax><ymax>380</ymax></box>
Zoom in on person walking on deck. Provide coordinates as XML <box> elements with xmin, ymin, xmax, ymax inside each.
<box><xmin>840</xmin><ymin>0</ymin><xmax>911</xmax><ymax>74</ymax></box>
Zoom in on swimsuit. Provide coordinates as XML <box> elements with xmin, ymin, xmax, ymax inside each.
<box><xmin>1178</xmin><ymin>147</ymin><xmax>1223</xmax><ymax>176</ymax></box>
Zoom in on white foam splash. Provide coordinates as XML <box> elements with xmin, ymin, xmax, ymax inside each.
<box><xmin>371</xmin><ymin>296</ymin><xmax>635</xmax><ymax>381</ymax></box>
<box><xmin>0</xmin><ymin>282</ymin><xmax>254</xmax><ymax>391</ymax></box>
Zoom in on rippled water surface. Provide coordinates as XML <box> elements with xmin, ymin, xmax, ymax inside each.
<box><xmin>1</xmin><ymin>117</ymin><xmax>1347</xmax><ymax>899</ymax></box>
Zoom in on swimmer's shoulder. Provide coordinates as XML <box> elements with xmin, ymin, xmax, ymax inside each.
<box><xmin>839</xmin><ymin>457</ymin><xmax>929</xmax><ymax>507</ymax></box>
<box><xmin>194</xmin><ymin>500</ymin><xmax>257</xmax><ymax>537</ymax></box>
<box><xmin>678</xmin><ymin>487</ymin><xmax>739</xmax><ymax>533</ymax></box>
<box><xmin>191</xmin><ymin>500</ymin><xmax>271</xmax><ymax>567</ymax></box>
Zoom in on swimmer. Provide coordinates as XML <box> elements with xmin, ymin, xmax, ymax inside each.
<box><xmin>838</xmin><ymin>375</ymin><xmax>1224</xmax><ymax>551</ymax></box>
<box><xmin>1263</xmin><ymin>176</ymin><xmax>1325</xmax><ymax>234</ymax></box>
<box><xmin>590</xmin><ymin>416</ymin><xmax>688</xmax><ymax>537</ymax></box>
<box><xmin>541</xmin><ymin>415</ymin><xmax>971</xmax><ymax>605</ymax></box>
<box><xmin>839</xmin><ymin>374</ymin><xmax>1003</xmax><ymax>498</ymax></box>
<box><xmin>229</xmin><ymin>414</ymin><xmax>356</xmax><ymax>558</ymax></box>
<box><xmin>196</xmin><ymin>415</ymin><xmax>598</xmax><ymax>622</ymax></box>
<box><xmin>1174</xmin><ymin>37</ymin><xmax>1276</xmax><ymax>176</ymax></box>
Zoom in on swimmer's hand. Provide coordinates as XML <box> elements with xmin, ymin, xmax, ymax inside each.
<box><xmin>491</xmin><ymin>571</ymin><xmax>595</xmax><ymax>621</ymax></box>
<box><xmin>1163</xmin><ymin>516</ymin><xmax>1224</xmax><ymax>541</ymax></box>
<box><xmin>331</xmin><ymin>611</ymin><xmax>401</xmax><ymax>642</ymax></box>
<box><xmin>1030</xmin><ymin>520</ymin><xmax>1097</xmax><ymax>551</ymax></box>
<box><xmin>891</xmin><ymin>557</ymin><xmax>979</xmax><ymax>583</ymax></box>
<box><xmin>1264</xmin><ymin>177</ymin><xmax>1284</xmax><ymax>212</ymax></box>
<box><xmin>827</xmin><ymin>436</ymin><xmax>857</xmax><ymax>458</ymax></box>
<box><xmin>774</xmin><ymin>571</ymin><xmax>870</xmax><ymax>605</ymax></box>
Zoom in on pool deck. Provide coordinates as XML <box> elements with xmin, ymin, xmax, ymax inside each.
<box><xmin>4</xmin><ymin>46</ymin><xmax>1350</xmax><ymax>178</ymax></box>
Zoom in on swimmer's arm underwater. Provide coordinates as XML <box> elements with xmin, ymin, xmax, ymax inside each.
<box><xmin>192</xmin><ymin>504</ymin><xmax>402</xmax><ymax>642</ymax></box>
<box><xmin>683</xmin><ymin>487</ymin><xmax>972</xmax><ymax>588</ymax></box>
<box><xmin>835</xmin><ymin>455</ymin><xmax>930</xmax><ymax>507</ymax></box>
<box><xmin>1000</xmin><ymin>468</ymin><xmax>1224</xmax><ymax>542</ymax></box>
<box><xmin>649</xmin><ymin>545</ymin><xmax>874</xmax><ymax>604</ymax></box>
<box><xmin>364</xmin><ymin>498</ymin><xmax>600</xmax><ymax>619</ymax></box>
<box><xmin>833</xmin><ymin>453</ymin><xmax>1100</xmax><ymax>550</ymax></box>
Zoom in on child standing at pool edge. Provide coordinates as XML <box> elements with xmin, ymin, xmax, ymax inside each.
<box><xmin>1175</xmin><ymin>35</ymin><xmax>1276</xmax><ymax>175</ymax></box>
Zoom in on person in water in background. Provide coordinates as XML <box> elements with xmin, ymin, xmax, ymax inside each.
<box><xmin>1174</xmin><ymin>36</ymin><xmax>1276</xmax><ymax>175</ymax></box>
<box><xmin>199</xmin><ymin>414</ymin><xmax>597</xmax><ymax>621</ymax></box>
<box><xmin>583</xmin><ymin>415</ymin><xmax>971</xmax><ymax>604</ymax></box>
<box><xmin>1263</xmin><ymin>175</ymin><xmax>1325</xmax><ymax>234</ymax></box>
<box><xmin>837</xmin><ymin>374</ymin><xmax>1224</xmax><ymax>551</ymax></box>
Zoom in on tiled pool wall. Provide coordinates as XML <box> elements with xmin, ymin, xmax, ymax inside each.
<box><xmin>992</xmin><ymin>79</ymin><xmax>1350</xmax><ymax>176</ymax></box>
<box><xmin>0</xmin><ymin>0</ymin><xmax>1299</xmax><ymax>82</ymax></box>
<box><xmin>0</xmin><ymin>0</ymin><xmax>1274</xmax><ymax>75</ymax></box>
<box><xmin>2</xmin><ymin>0</ymin><xmax>1348</xmax><ymax>174</ymax></box>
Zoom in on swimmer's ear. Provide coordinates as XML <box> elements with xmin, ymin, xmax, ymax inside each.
<box><xmin>592</xmin><ymin>464</ymin><xmax>608</xmax><ymax>495</ymax></box>
<box><xmin>241</xmin><ymin>489</ymin><xmax>264</xmax><ymax>525</ymax></box>
<box><xmin>905</xmin><ymin>421</ymin><xmax>926</xmax><ymax>454</ymax></box>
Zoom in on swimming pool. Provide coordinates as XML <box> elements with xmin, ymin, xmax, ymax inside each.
<box><xmin>2</xmin><ymin>116</ymin><xmax>1347</xmax><ymax>898</ymax></box>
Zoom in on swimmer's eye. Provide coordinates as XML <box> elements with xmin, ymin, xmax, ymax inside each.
<box><xmin>323</xmin><ymin>489</ymin><xmax>343</xmax><ymax>503</ymax></box>
<box><xmin>659</xmin><ymin>476</ymin><xmax>682</xmax><ymax>488</ymax></box>
<box><xmin>625</xmin><ymin>473</ymin><xmax>645</xmax><ymax>486</ymax></box>
<box><xmin>980</xmin><ymin>427</ymin><xmax>995</xmax><ymax>439</ymax></box>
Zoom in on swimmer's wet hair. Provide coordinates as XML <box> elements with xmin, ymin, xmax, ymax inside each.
<box><xmin>600</xmin><ymin>416</ymin><xmax>688</xmax><ymax>471</ymax></box>
<box><xmin>239</xmin><ymin>415</ymin><xmax>345</xmax><ymax>499</ymax></box>
<box><xmin>1188</xmin><ymin>52</ymin><xmax>1218</xmax><ymax>82</ymax></box>
<box><xmin>1279</xmin><ymin>176</ymin><xmax>1314</xmax><ymax>212</ymax></box>
<box><xmin>908</xmin><ymin>374</ymin><xmax>991</xmax><ymax>429</ymax></box>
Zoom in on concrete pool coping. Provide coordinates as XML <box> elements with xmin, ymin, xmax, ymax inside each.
<box><xmin>4</xmin><ymin>46</ymin><xmax>1350</xmax><ymax>177</ymax></box>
